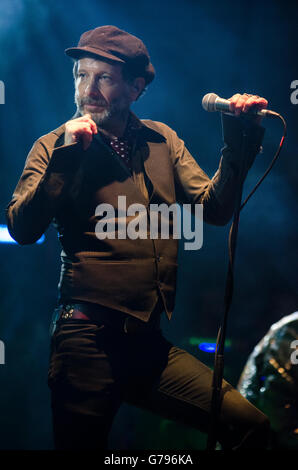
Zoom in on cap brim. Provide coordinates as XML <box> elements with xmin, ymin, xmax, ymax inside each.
<box><xmin>65</xmin><ymin>46</ymin><xmax>155</xmax><ymax>85</ymax></box>
<box><xmin>65</xmin><ymin>46</ymin><xmax>125</xmax><ymax>63</ymax></box>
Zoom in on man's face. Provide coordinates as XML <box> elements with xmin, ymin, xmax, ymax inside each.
<box><xmin>74</xmin><ymin>57</ymin><xmax>134</xmax><ymax>126</ymax></box>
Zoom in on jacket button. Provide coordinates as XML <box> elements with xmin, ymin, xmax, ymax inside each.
<box><xmin>156</xmin><ymin>255</ymin><xmax>161</xmax><ymax>262</ymax></box>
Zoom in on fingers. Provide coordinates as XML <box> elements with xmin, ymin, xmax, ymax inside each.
<box><xmin>229</xmin><ymin>94</ymin><xmax>246</xmax><ymax>116</ymax></box>
<box><xmin>228</xmin><ymin>93</ymin><xmax>268</xmax><ymax>116</ymax></box>
<box><xmin>243</xmin><ymin>96</ymin><xmax>268</xmax><ymax>113</ymax></box>
<box><xmin>64</xmin><ymin>114</ymin><xmax>98</xmax><ymax>150</ymax></box>
<box><xmin>77</xmin><ymin>125</ymin><xmax>93</xmax><ymax>150</ymax></box>
<box><xmin>72</xmin><ymin>123</ymin><xmax>94</xmax><ymax>150</ymax></box>
<box><xmin>75</xmin><ymin>114</ymin><xmax>98</xmax><ymax>135</ymax></box>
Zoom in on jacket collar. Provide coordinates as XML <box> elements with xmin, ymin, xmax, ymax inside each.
<box><xmin>70</xmin><ymin>108</ymin><xmax>165</xmax><ymax>143</ymax></box>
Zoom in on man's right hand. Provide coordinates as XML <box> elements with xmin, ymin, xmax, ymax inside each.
<box><xmin>64</xmin><ymin>114</ymin><xmax>98</xmax><ymax>150</ymax></box>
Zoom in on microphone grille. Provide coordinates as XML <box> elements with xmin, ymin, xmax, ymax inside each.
<box><xmin>202</xmin><ymin>93</ymin><xmax>218</xmax><ymax>112</ymax></box>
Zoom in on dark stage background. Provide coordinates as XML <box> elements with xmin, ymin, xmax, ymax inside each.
<box><xmin>0</xmin><ymin>0</ymin><xmax>297</xmax><ymax>449</ymax></box>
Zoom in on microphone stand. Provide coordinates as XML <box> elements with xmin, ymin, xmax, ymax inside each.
<box><xmin>206</xmin><ymin>124</ymin><xmax>249</xmax><ymax>450</ymax></box>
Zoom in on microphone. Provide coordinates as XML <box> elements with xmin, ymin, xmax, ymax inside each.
<box><xmin>202</xmin><ymin>93</ymin><xmax>279</xmax><ymax>118</ymax></box>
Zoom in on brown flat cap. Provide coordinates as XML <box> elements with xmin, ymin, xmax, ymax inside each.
<box><xmin>65</xmin><ymin>25</ymin><xmax>155</xmax><ymax>85</ymax></box>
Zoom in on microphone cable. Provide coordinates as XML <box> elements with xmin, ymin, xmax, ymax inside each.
<box><xmin>207</xmin><ymin>111</ymin><xmax>287</xmax><ymax>450</ymax></box>
<box><xmin>240</xmin><ymin>113</ymin><xmax>287</xmax><ymax>210</ymax></box>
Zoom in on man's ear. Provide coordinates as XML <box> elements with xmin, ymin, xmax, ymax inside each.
<box><xmin>130</xmin><ymin>77</ymin><xmax>146</xmax><ymax>101</ymax></box>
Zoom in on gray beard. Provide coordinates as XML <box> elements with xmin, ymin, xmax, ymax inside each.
<box><xmin>85</xmin><ymin>108</ymin><xmax>113</xmax><ymax>126</ymax></box>
<box><xmin>74</xmin><ymin>95</ymin><xmax>130</xmax><ymax>127</ymax></box>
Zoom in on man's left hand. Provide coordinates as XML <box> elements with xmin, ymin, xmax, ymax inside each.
<box><xmin>228</xmin><ymin>93</ymin><xmax>268</xmax><ymax>124</ymax></box>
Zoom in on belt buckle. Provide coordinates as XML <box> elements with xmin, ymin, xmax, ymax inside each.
<box><xmin>60</xmin><ymin>304</ymin><xmax>74</xmax><ymax>320</ymax></box>
<box><xmin>49</xmin><ymin>305</ymin><xmax>75</xmax><ymax>337</ymax></box>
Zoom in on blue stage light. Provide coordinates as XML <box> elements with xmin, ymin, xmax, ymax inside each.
<box><xmin>0</xmin><ymin>225</ymin><xmax>44</xmax><ymax>244</ymax></box>
<box><xmin>199</xmin><ymin>343</ymin><xmax>217</xmax><ymax>353</ymax></box>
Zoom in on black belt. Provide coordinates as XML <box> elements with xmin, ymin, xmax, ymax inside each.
<box><xmin>51</xmin><ymin>301</ymin><xmax>162</xmax><ymax>335</ymax></box>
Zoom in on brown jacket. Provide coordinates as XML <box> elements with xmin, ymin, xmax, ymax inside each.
<box><xmin>6</xmin><ymin>112</ymin><xmax>264</xmax><ymax>321</ymax></box>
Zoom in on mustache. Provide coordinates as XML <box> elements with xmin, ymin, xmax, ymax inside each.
<box><xmin>81</xmin><ymin>99</ymin><xmax>108</xmax><ymax>106</ymax></box>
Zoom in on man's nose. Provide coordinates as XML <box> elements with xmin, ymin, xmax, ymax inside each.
<box><xmin>86</xmin><ymin>79</ymin><xmax>102</xmax><ymax>97</ymax></box>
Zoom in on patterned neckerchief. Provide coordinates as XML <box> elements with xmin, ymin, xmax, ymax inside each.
<box><xmin>100</xmin><ymin>116</ymin><xmax>136</xmax><ymax>173</ymax></box>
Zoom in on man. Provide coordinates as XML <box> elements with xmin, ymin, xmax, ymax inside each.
<box><xmin>6</xmin><ymin>25</ymin><xmax>270</xmax><ymax>449</ymax></box>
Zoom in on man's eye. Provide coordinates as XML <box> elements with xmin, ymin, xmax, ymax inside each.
<box><xmin>78</xmin><ymin>73</ymin><xmax>86</xmax><ymax>79</ymax></box>
<box><xmin>100</xmin><ymin>75</ymin><xmax>112</xmax><ymax>83</ymax></box>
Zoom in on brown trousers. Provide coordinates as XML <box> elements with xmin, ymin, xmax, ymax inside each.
<box><xmin>48</xmin><ymin>318</ymin><xmax>270</xmax><ymax>450</ymax></box>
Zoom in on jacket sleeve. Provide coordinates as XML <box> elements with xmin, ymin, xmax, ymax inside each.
<box><xmin>5</xmin><ymin>135</ymin><xmax>82</xmax><ymax>245</ymax></box>
<box><xmin>167</xmin><ymin>113</ymin><xmax>265</xmax><ymax>225</ymax></box>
